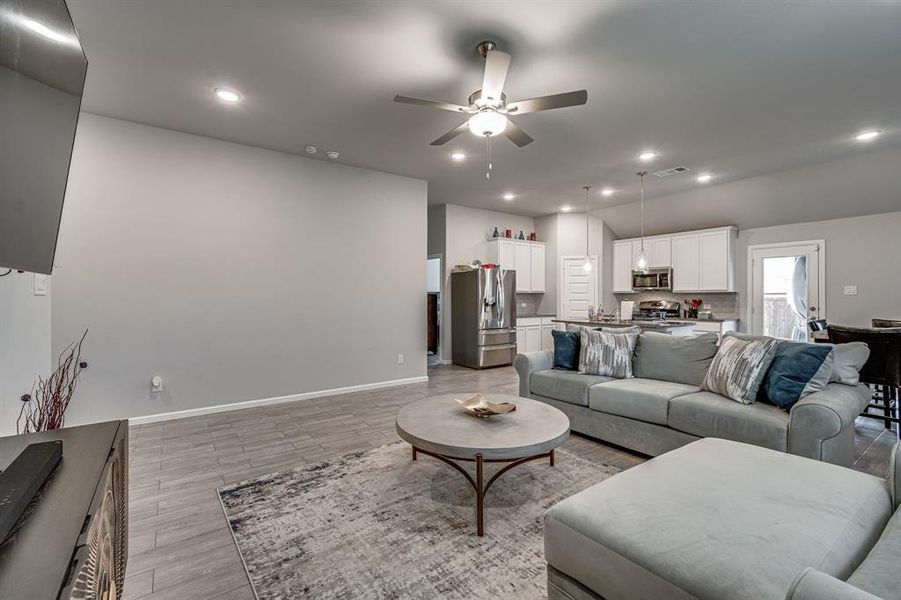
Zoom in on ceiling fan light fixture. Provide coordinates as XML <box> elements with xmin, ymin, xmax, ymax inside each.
<box><xmin>468</xmin><ymin>110</ymin><xmax>507</xmax><ymax>137</ymax></box>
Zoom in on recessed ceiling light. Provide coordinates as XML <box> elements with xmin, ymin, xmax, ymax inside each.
<box><xmin>304</xmin><ymin>145</ymin><xmax>317</xmax><ymax>155</ymax></box>
<box><xmin>22</xmin><ymin>18</ymin><xmax>76</xmax><ymax>45</ymax></box>
<box><xmin>450</xmin><ymin>151</ymin><xmax>466</xmax><ymax>161</ymax></box>
<box><xmin>855</xmin><ymin>129</ymin><xmax>881</xmax><ymax>142</ymax></box>
<box><xmin>696</xmin><ymin>173</ymin><xmax>713</xmax><ymax>183</ymax></box>
<box><xmin>638</xmin><ymin>151</ymin><xmax>657</xmax><ymax>161</ymax></box>
<box><xmin>326</xmin><ymin>151</ymin><xmax>340</xmax><ymax>160</ymax></box>
<box><xmin>214</xmin><ymin>87</ymin><xmax>242</xmax><ymax>103</ymax></box>
<box><xmin>600</xmin><ymin>188</ymin><xmax>615</xmax><ymax>197</ymax></box>
<box><xmin>502</xmin><ymin>192</ymin><xmax>515</xmax><ymax>201</ymax></box>
<box><xmin>561</xmin><ymin>205</ymin><xmax>572</xmax><ymax>212</ymax></box>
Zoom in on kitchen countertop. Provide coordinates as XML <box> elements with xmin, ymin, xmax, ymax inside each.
<box><xmin>674</xmin><ymin>317</ymin><xmax>740</xmax><ymax>323</ymax></box>
<box><xmin>553</xmin><ymin>319</ymin><xmax>696</xmax><ymax>331</ymax></box>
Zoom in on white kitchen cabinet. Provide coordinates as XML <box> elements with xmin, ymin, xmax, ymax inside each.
<box><xmin>525</xmin><ymin>326</ymin><xmax>542</xmax><ymax>353</ymax></box>
<box><xmin>612</xmin><ymin>241</ymin><xmax>634</xmax><ymax>293</ymax></box>
<box><xmin>649</xmin><ymin>237</ymin><xmax>672</xmax><ymax>268</ymax></box>
<box><xmin>672</xmin><ymin>234</ymin><xmax>701</xmax><ymax>292</ymax></box>
<box><xmin>487</xmin><ymin>239</ymin><xmax>546</xmax><ymax>293</ymax></box>
<box><xmin>691</xmin><ymin>319</ymin><xmax>739</xmax><ymax>340</ymax></box>
<box><xmin>541</xmin><ymin>318</ymin><xmax>554</xmax><ymax>350</ymax></box>
<box><xmin>615</xmin><ymin>226</ymin><xmax>735</xmax><ymax>293</ymax></box>
<box><xmin>699</xmin><ymin>230</ymin><xmax>733</xmax><ymax>291</ymax></box>
<box><xmin>514</xmin><ymin>242</ymin><xmax>531</xmax><ymax>292</ymax></box>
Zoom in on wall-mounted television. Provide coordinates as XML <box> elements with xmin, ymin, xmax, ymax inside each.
<box><xmin>0</xmin><ymin>0</ymin><xmax>87</xmax><ymax>274</ymax></box>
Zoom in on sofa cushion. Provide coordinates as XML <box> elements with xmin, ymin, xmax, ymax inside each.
<box><xmin>579</xmin><ymin>328</ymin><xmax>638</xmax><ymax>378</ymax></box>
<box><xmin>544</xmin><ymin>438</ymin><xmax>891</xmax><ymax>600</ymax></box>
<box><xmin>829</xmin><ymin>342</ymin><xmax>871</xmax><ymax>386</ymax></box>
<box><xmin>701</xmin><ymin>335</ymin><xmax>779</xmax><ymax>404</ymax></box>
<box><xmin>760</xmin><ymin>341</ymin><xmax>834</xmax><ymax>410</ymax></box>
<box><xmin>588</xmin><ymin>378</ymin><xmax>699</xmax><ymax>425</ymax></box>
<box><xmin>530</xmin><ymin>370</ymin><xmax>613</xmax><ymax>407</ymax></box>
<box><xmin>668</xmin><ymin>390</ymin><xmax>789</xmax><ymax>451</ymax></box>
<box><xmin>633</xmin><ymin>331</ymin><xmax>720</xmax><ymax>386</ymax></box>
<box><xmin>847</xmin><ymin>509</ymin><xmax>901</xmax><ymax>600</ymax></box>
<box><xmin>551</xmin><ymin>329</ymin><xmax>581</xmax><ymax>370</ymax></box>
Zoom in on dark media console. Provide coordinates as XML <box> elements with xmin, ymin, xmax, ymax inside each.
<box><xmin>0</xmin><ymin>421</ymin><xmax>128</xmax><ymax>599</ymax></box>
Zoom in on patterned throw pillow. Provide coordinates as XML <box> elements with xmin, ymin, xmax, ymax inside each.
<box><xmin>579</xmin><ymin>328</ymin><xmax>639</xmax><ymax>378</ymax></box>
<box><xmin>701</xmin><ymin>335</ymin><xmax>779</xmax><ymax>404</ymax></box>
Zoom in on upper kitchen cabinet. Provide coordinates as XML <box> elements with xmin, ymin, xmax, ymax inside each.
<box><xmin>614</xmin><ymin>226</ymin><xmax>736</xmax><ymax>294</ymax></box>
<box><xmin>613</xmin><ymin>236</ymin><xmax>673</xmax><ymax>293</ymax></box>
<box><xmin>613</xmin><ymin>241</ymin><xmax>634</xmax><ymax>293</ymax></box>
<box><xmin>487</xmin><ymin>239</ymin><xmax>546</xmax><ymax>293</ymax></box>
<box><xmin>672</xmin><ymin>227</ymin><xmax>737</xmax><ymax>292</ymax></box>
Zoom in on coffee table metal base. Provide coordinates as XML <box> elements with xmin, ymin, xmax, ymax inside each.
<box><xmin>409</xmin><ymin>445</ymin><xmax>555</xmax><ymax>536</ymax></box>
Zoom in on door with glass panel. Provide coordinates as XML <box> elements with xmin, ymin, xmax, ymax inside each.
<box><xmin>749</xmin><ymin>241</ymin><xmax>824</xmax><ymax>341</ymax></box>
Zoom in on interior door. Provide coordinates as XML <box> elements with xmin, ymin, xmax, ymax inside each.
<box><xmin>749</xmin><ymin>242</ymin><xmax>824</xmax><ymax>341</ymax></box>
<box><xmin>559</xmin><ymin>256</ymin><xmax>597</xmax><ymax>320</ymax></box>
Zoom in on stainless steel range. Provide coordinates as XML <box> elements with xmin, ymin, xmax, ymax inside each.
<box><xmin>635</xmin><ymin>300</ymin><xmax>682</xmax><ymax>321</ymax></box>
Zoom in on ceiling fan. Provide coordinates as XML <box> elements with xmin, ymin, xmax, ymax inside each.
<box><xmin>394</xmin><ymin>41</ymin><xmax>588</xmax><ymax>150</ymax></box>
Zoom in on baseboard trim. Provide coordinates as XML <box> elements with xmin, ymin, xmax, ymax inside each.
<box><xmin>129</xmin><ymin>375</ymin><xmax>429</xmax><ymax>426</ymax></box>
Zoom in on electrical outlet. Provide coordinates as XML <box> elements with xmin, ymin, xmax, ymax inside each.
<box><xmin>843</xmin><ymin>285</ymin><xmax>858</xmax><ymax>296</ymax></box>
<box><xmin>397</xmin><ymin>354</ymin><xmax>405</xmax><ymax>365</ymax></box>
<box><xmin>521</xmin><ymin>302</ymin><xmax>527</xmax><ymax>308</ymax></box>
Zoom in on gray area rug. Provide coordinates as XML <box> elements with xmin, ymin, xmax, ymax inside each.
<box><xmin>218</xmin><ymin>442</ymin><xmax>619</xmax><ymax>599</ymax></box>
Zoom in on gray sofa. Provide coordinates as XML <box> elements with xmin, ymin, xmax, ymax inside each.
<box><xmin>544</xmin><ymin>437</ymin><xmax>901</xmax><ymax>600</ymax></box>
<box><xmin>515</xmin><ymin>331</ymin><xmax>870</xmax><ymax>466</ymax></box>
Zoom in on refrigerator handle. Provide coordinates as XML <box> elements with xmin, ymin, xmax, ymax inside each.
<box><xmin>497</xmin><ymin>268</ymin><xmax>505</xmax><ymax>328</ymax></box>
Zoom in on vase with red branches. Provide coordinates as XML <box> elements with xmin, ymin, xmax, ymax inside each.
<box><xmin>17</xmin><ymin>330</ymin><xmax>88</xmax><ymax>434</ymax></box>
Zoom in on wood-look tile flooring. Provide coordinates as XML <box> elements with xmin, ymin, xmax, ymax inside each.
<box><xmin>123</xmin><ymin>364</ymin><xmax>897</xmax><ymax>600</ymax></box>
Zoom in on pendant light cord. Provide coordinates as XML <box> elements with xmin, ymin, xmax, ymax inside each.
<box><xmin>583</xmin><ymin>185</ymin><xmax>591</xmax><ymax>260</ymax></box>
<box><xmin>638</xmin><ymin>171</ymin><xmax>647</xmax><ymax>252</ymax></box>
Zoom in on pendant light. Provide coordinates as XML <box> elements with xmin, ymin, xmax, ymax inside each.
<box><xmin>582</xmin><ymin>185</ymin><xmax>592</xmax><ymax>272</ymax></box>
<box><xmin>635</xmin><ymin>171</ymin><xmax>649</xmax><ymax>273</ymax></box>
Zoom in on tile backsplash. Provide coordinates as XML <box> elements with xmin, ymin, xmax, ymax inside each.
<box><xmin>613</xmin><ymin>291</ymin><xmax>739</xmax><ymax>319</ymax></box>
<box><xmin>515</xmin><ymin>293</ymin><xmax>545</xmax><ymax>317</ymax></box>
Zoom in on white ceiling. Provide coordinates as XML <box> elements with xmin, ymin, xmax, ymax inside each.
<box><xmin>67</xmin><ymin>1</ymin><xmax>901</xmax><ymax>233</ymax></box>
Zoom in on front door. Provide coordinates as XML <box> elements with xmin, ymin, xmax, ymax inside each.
<box><xmin>559</xmin><ymin>256</ymin><xmax>597</xmax><ymax>320</ymax></box>
<box><xmin>749</xmin><ymin>241</ymin><xmax>824</xmax><ymax>341</ymax></box>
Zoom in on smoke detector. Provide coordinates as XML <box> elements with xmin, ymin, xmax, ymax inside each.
<box><xmin>653</xmin><ymin>166</ymin><xmax>690</xmax><ymax>178</ymax></box>
<box><xmin>303</xmin><ymin>145</ymin><xmax>317</xmax><ymax>155</ymax></box>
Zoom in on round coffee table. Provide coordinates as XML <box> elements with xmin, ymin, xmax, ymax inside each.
<box><xmin>395</xmin><ymin>393</ymin><xmax>570</xmax><ymax>536</ymax></box>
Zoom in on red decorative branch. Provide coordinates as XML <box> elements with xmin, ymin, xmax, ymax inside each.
<box><xmin>17</xmin><ymin>330</ymin><xmax>88</xmax><ymax>434</ymax></box>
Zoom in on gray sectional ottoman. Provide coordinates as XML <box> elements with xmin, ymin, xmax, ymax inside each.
<box><xmin>515</xmin><ymin>331</ymin><xmax>869</xmax><ymax>466</ymax></box>
<box><xmin>545</xmin><ymin>438</ymin><xmax>901</xmax><ymax>600</ymax></box>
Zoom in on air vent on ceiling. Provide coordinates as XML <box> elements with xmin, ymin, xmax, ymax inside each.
<box><xmin>653</xmin><ymin>166</ymin><xmax>690</xmax><ymax>178</ymax></box>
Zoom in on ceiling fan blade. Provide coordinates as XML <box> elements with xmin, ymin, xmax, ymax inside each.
<box><xmin>503</xmin><ymin>120</ymin><xmax>534</xmax><ymax>147</ymax></box>
<box><xmin>507</xmin><ymin>90</ymin><xmax>588</xmax><ymax>114</ymax></box>
<box><xmin>429</xmin><ymin>122</ymin><xmax>470</xmax><ymax>146</ymax></box>
<box><xmin>481</xmin><ymin>50</ymin><xmax>511</xmax><ymax>104</ymax></box>
<box><xmin>393</xmin><ymin>95</ymin><xmax>471</xmax><ymax>113</ymax></box>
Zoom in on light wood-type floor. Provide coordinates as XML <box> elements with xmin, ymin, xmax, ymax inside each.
<box><xmin>123</xmin><ymin>364</ymin><xmax>898</xmax><ymax>600</ymax></box>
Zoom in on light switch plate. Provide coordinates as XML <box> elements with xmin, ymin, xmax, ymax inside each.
<box><xmin>843</xmin><ymin>285</ymin><xmax>858</xmax><ymax>296</ymax></box>
<box><xmin>33</xmin><ymin>274</ymin><xmax>48</xmax><ymax>296</ymax></box>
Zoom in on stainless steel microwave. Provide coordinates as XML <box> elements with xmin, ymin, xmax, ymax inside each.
<box><xmin>632</xmin><ymin>268</ymin><xmax>672</xmax><ymax>291</ymax></box>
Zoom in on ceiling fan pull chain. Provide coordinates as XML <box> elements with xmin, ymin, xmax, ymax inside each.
<box><xmin>485</xmin><ymin>134</ymin><xmax>492</xmax><ymax>180</ymax></box>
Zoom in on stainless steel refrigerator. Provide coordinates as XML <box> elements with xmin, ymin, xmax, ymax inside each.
<box><xmin>451</xmin><ymin>267</ymin><xmax>516</xmax><ymax>368</ymax></box>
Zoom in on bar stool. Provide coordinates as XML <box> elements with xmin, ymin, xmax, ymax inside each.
<box><xmin>827</xmin><ymin>325</ymin><xmax>901</xmax><ymax>436</ymax></box>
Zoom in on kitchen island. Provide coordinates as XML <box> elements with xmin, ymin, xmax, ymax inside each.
<box><xmin>552</xmin><ymin>319</ymin><xmax>696</xmax><ymax>336</ymax></box>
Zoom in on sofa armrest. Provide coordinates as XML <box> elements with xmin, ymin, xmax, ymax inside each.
<box><xmin>891</xmin><ymin>441</ymin><xmax>901</xmax><ymax>511</ymax></box>
<box><xmin>788</xmin><ymin>383</ymin><xmax>869</xmax><ymax>466</ymax></box>
<box><xmin>514</xmin><ymin>350</ymin><xmax>554</xmax><ymax>398</ymax></box>
<box><xmin>786</xmin><ymin>568</ymin><xmax>884</xmax><ymax>600</ymax></box>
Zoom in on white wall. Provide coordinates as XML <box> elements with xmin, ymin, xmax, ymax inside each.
<box><xmin>53</xmin><ymin>114</ymin><xmax>427</xmax><ymax>424</ymax></box>
<box><xmin>0</xmin><ymin>272</ymin><xmax>51</xmax><ymax>435</ymax></box>
<box><xmin>736</xmin><ymin>210</ymin><xmax>901</xmax><ymax>329</ymax></box>
<box><xmin>426</xmin><ymin>258</ymin><xmax>441</xmax><ymax>293</ymax></box>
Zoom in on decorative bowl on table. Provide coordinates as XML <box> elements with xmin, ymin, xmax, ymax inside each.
<box><xmin>455</xmin><ymin>394</ymin><xmax>516</xmax><ymax>418</ymax></box>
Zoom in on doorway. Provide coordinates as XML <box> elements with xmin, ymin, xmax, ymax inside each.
<box><xmin>558</xmin><ymin>256</ymin><xmax>598</xmax><ymax>320</ymax></box>
<box><xmin>427</xmin><ymin>255</ymin><xmax>442</xmax><ymax>364</ymax></box>
<box><xmin>748</xmin><ymin>241</ymin><xmax>825</xmax><ymax>341</ymax></box>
